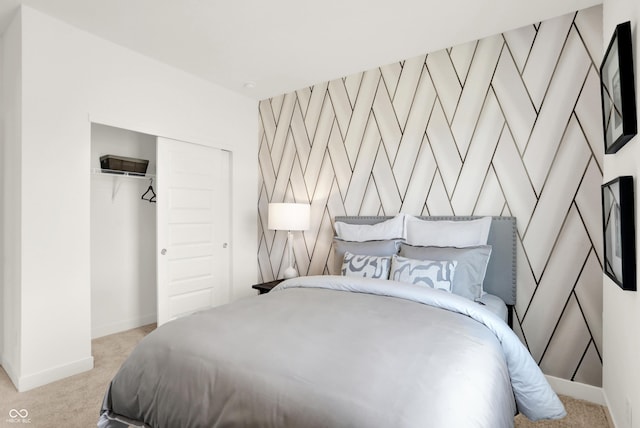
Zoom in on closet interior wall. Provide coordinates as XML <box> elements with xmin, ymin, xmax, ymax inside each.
<box><xmin>90</xmin><ymin>123</ymin><xmax>157</xmax><ymax>338</ymax></box>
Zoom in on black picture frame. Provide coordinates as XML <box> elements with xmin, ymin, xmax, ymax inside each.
<box><xmin>600</xmin><ymin>21</ymin><xmax>637</xmax><ymax>154</ymax></box>
<box><xmin>601</xmin><ymin>176</ymin><xmax>636</xmax><ymax>290</ymax></box>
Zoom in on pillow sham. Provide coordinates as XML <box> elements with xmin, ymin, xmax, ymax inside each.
<box><xmin>334</xmin><ymin>214</ymin><xmax>406</xmax><ymax>242</ymax></box>
<box><xmin>399</xmin><ymin>244</ymin><xmax>492</xmax><ymax>301</ymax></box>
<box><xmin>341</xmin><ymin>252</ymin><xmax>391</xmax><ymax>279</ymax></box>
<box><xmin>333</xmin><ymin>239</ymin><xmax>400</xmax><ymax>274</ymax></box>
<box><xmin>390</xmin><ymin>255</ymin><xmax>457</xmax><ymax>292</ymax></box>
<box><xmin>405</xmin><ymin>216</ymin><xmax>492</xmax><ymax>247</ymax></box>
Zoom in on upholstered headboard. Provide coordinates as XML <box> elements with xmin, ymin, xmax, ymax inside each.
<box><xmin>334</xmin><ymin>216</ymin><xmax>517</xmax><ymax>308</ymax></box>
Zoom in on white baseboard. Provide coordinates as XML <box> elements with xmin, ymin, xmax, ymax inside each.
<box><xmin>1</xmin><ymin>356</ymin><xmax>20</xmax><ymax>390</ymax></box>
<box><xmin>92</xmin><ymin>313</ymin><xmax>156</xmax><ymax>339</ymax></box>
<box><xmin>603</xmin><ymin>392</ymin><xmax>619</xmax><ymax>428</ymax></box>
<box><xmin>17</xmin><ymin>356</ymin><xmax>94</xmax><ymax>392</ymax></box>
<box><xmin>545</xmin><ymin>375</ymin><xmax>606</xmax><ymax>406</ymax></box>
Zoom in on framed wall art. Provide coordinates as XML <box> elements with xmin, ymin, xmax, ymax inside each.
<box><xmin>601</xmin><ymin>176</ymin><xmax>636</xmax><ymax>290</ymax></box>
<box><xmin>600</xmin><ymin>21</ymin><xmax>637</xmax><ymax>154</ymax></box>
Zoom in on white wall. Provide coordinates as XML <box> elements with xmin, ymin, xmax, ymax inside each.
<box><xmin>90</xmin><ymin>124</ymin><xmax>157</xmax><ymax>338</ymax></box>
<box><xmin>1</xmin><ymin>10</ymin><xmax>22</xmax><ymax>384</ymax></box>
<box><xmin>0</xmin><ymin>31</ymin><xmax>4</xmax><ymax>368</ymax></box>
<box><xmin>0</xmin><ymin>32</ymin><xmax>4</xmax><ymax>368</ymax></box>
<box><xmin>602</xmin><ymin>2</ymin><xmax>640</xmax><ymax>427</ymax></box>
<box><xmin>2</xmin><ymin>5</ymin><xmax>258</xmax><ymax>391</ymax></box>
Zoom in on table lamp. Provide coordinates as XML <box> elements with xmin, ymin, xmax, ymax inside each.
<box><xmin>268</xmin><ymin>203</ymin><xmax>310</xmax><ymax>278</ymax></box>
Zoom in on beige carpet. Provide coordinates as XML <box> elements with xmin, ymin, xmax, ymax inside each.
<box><xmin>0</xmin><ymin>324</ymin><xmax>154</xmax><ymax>428</ymax></box>
<box><xmin>515</xmin><ymin>395</ymin><xmax>613</xmax><ymax>427</ymax></box>
<box><xmin>0</xmin><ymin>325</ymin><xmax>612</xmax><ymax>428</ymax></box>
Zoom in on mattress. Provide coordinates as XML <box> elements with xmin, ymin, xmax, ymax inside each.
<box><xmin>478</xmin><ymin>292</ymin><xmax>509</xmax><ymax>322</ymax></box>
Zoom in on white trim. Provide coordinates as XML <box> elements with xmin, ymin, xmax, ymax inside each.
<box><xmin>17</xmin><ymin>356</ymin><xmax>94</xmax><ymax>392</ymax></box>
<box><xmin>545</xmin><ymin>375</ymin><xmax>606</xmax><ymax>406</ymax></box>
<box><xmin>1</xmin><ymin>357</ymin><xmax>20</xmax><ymax>390</ymax></box>
<box><xmin>91</xmin><ymin>313</ymin><xmax>156</xmax><ymax>339</ymax></box>
<box><xmin>603</xmin><ymin>392</ymin><xmax>619</xmax><ymax>428</ymax></box>
<box><xmin>88</xmin><ymin>115</ymin><xmax>235</xmax><ymax>153</ymax></box>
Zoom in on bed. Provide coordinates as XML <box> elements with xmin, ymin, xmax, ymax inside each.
<box><xmin>98</xmin><ymin>216</ymin><xmax>565</xmax><ymax>428</ymax></box>
<box><xmin>334</xmin><ymin>215</ymin><xmax>517</xmax><ymax>326</ymax></box>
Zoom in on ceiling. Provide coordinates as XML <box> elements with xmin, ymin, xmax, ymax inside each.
<box><xmin>0</xmin><ymin>0</ymin><xmax>601</xmax><ymax>100</ymax></box>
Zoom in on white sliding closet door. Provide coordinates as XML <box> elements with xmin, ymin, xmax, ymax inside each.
<box><xmin>156</xmin><ymin>137</ymin><xmax>231</xmax><ymax>326</ymax></box>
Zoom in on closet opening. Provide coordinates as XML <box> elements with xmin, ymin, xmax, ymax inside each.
<box><xmin>90</xmin><ymin>123</ymin><xmax>157</xmax><ymax>339</ymax></box>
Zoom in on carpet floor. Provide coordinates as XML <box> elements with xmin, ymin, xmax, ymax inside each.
<box><xmin>0</xmin><ymin>324</ymin><xmax>612</xmax><ymax>428</ymax></box>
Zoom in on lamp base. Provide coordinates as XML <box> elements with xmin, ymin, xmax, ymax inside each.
<box><xmin>283</xmin><ymin>266</ymin><xmax>298</xmax><ymax>279</ymax></box>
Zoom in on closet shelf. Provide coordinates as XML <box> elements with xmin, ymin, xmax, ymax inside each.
<box><xmin>91</xmin><ymin>168</ymin><xmax>156</xmax><ymax>201</ymax></box>
<box><xmin>91</xmin><ymin>168</ymin><xmax>156</xmax><ymax>179</ymax></box>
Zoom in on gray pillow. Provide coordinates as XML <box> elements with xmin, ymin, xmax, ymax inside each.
<box><xmin>399</xmin><ymin>244</ymin><xmax>492</xmax><ymax>300</ymax></box>
<box><xmin>333</xmin><ymin>239</ymin><xmax>400</xmax><ymax>274</ymax></box>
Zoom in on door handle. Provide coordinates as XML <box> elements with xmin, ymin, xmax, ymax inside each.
<box><xmin>161</xmin><ymin>248</ymin><xmax>167</xmax><ymax>255</ymax></box>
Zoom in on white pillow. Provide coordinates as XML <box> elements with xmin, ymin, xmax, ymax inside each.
<box><xmin>390</xmin><ymin>255</ymin><xmax>457</xmax><ymax>292</ymax></box>
<box><xmin>334</xmin><ymin>214</ymin><xmax>406</xmax><ymax>242</ymax></box>
<box><xmin>405</xmin><ymin>216</ymin><xmax>492</xmax><ymax>247</ymax></box>
<box><xmin>342</xmin><ymin>252</ymin><xmax>391</xmax><ymax>279</ymax></box>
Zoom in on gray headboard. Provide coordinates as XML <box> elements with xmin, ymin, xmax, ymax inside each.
<box><xmin>334</xmin><ymin>216</ymin><xmax>517</xmax><ymax>306</ymax></box>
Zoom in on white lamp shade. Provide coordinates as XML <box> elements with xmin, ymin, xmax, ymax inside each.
<box><xmin>268</xmin><ymin>203</ymin><xmax>310</xmax><ymax>231</ymax></box>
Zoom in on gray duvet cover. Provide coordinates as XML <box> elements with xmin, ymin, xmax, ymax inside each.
<box><xmin>99</xmin><ymin>276</ymin><xmax>565</xmax><ymax>428</ymax></box>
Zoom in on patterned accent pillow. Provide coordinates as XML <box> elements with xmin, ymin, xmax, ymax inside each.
<box><xmin>390</xmin><ymin>255</ymin><xmax>457</xmax><ymax>292</ymax></box>
<box><xmin>399</xmin><ymin>244</ymin><xmax>491</xmax><ymax>300</ymax></box>
<box><xmin>341</xmin><ymin>251</ymin><xmax>391</xmax><ymax>279</ymax></box>
<box><xmin>332</xmin><ymin>239</ymin><xmax>400</xmax><ymax>274</ymax></box>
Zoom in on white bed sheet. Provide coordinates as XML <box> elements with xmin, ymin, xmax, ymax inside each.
<box><xmin>477</xmin><ymin>292</ymin><xmax>508</xmax><ymax>323</ymax></box>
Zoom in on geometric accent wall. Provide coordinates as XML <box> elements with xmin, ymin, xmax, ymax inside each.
<box><xmin>258</xmin><ymin>6</ymin><xmax>604</xmax><ymax>386</ymax></box>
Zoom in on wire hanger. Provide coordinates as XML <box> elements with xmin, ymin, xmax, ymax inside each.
<box><xmin>141</xmin><ymin>178</ymin><xmax>156</xmax><ymax>203</ymax></box>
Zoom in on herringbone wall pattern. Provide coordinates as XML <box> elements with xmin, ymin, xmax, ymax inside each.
<box><xmin>258</xmin><ymin>6</ymin><xmax>603</xmax><ymax>386</ymax></box>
